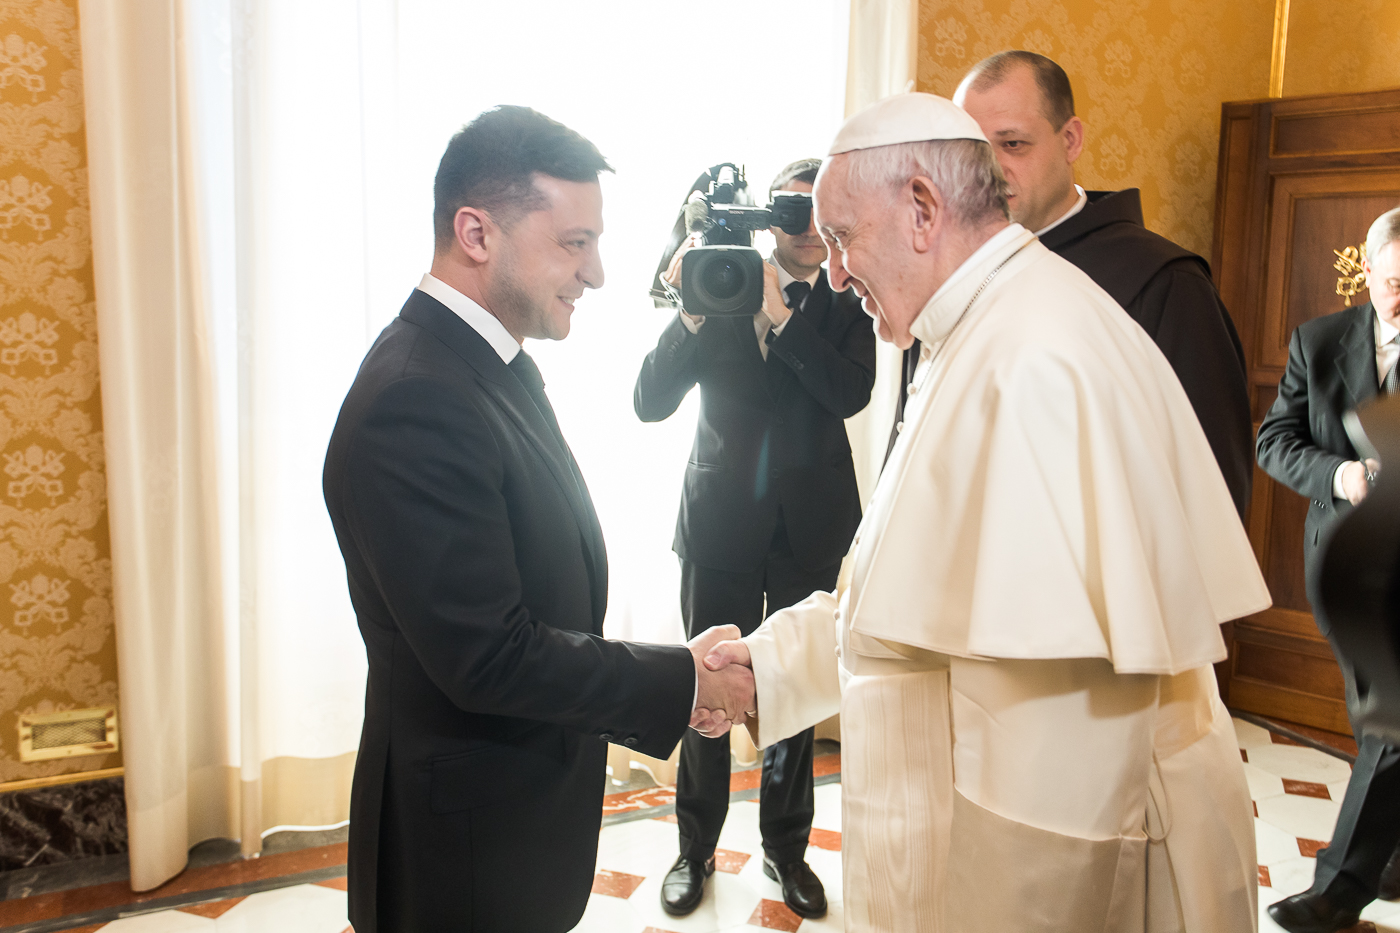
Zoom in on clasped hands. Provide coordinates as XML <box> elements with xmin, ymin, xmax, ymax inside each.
<box><xmin>686</xmin><ymin>625</ymin><xmax>756</xmax><ymax>739</ymax></box>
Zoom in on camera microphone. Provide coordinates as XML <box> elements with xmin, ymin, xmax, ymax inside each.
<box><xmin>684</xmin><ymin>198</ymin><xmax>710</xmax><ymax>235</ymax></box>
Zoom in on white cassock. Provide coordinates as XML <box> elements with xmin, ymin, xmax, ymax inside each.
<box><xmin>744</xmin><ymin>224</ymin><xmax>1272</xmax><ymax>932</ymax></box>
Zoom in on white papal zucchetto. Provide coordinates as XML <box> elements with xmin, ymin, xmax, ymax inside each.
<box><xmin>829</xmin><ymin>92</ymin><xmax>989</xmax><ymax>155</ymax></box>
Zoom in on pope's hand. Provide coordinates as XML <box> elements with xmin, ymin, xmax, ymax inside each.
<box><xmin>688</xmin><ymin>638</ymin><xmax>755</xmax><ymax>738</ymax></box>
<box><xmin>688</xmin><ymin>626</ymin><xmax>754</xmax><ymax>737</ymax></box>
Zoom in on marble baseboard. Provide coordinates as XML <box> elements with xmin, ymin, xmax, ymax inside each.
<box><xmin>0</xmin><ymin>776</ymin><xmax>127</xmax><ymax>871</ymax></box>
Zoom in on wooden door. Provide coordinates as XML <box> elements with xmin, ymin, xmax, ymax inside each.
<box><xmin>1212</xmin><ymin>88</ymin><xmax>1400</xmax><ymax>733</ymax></box>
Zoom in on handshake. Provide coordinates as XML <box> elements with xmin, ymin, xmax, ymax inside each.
<box><xmin>687</xmin><ymin>625</ymin><xmax>756</xmax><ymax>739</ymax></box>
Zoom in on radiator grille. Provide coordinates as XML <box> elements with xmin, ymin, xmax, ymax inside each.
<box><xmin>18</xmin><ymin>707</ymin><xmax>119</xmax><ymax>762</ymax></box>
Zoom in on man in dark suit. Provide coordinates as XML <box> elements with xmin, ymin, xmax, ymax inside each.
<box><xmin>878</xmin><ymin>52</ymin><xmax>1254</xmax><ymax>518</ymax></box>
<box><xmin>634</xmin><ymin>159</ymin><xmax>876</xmax><ymax>920</ymax></box>
<box><xmin>323</xmin><ymin>106</ymin><xmax>754</xmax><ymax>933</ymax></box>
<box><xmin>1258</xmin><ymin>206</ymin><xmax>1400</xmax><ymax>933</ymax></box>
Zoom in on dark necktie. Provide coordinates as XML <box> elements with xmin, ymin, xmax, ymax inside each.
<box><xmin>508</xmin><ymin>350</ymin><xmax>565</xmax><ymax>444</ymax></box>
<box><xmin>784</xmin><ymin>280</ymin><xmax>811</xmax><ymax>312</ymax></box>
<box><xmin>1387</xmin><ymin>336</ymin><xmax>1400</xmax><ymax>396</ymax></box>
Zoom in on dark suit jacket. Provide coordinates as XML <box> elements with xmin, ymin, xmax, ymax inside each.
<box><xmin>887</xmin><ymin>190</ymin><xmax>1254</xmax><ymax>519</ymax></box>
<box><xmin>1257</xmin><ymin>302</ymin><xmax>1379</xmax><ymax>630</ymax></box>
<box><xmin>323</xmin><ymin>290</ymin><xmax>695</xmax><ymax>933</ymax></box>
<box><xmin>634</xmin><ymin>268</ymin><xmax>875</xmax><ymax>574</ymax></box>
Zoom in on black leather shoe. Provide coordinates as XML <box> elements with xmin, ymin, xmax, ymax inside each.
<box><xmin>763</xmin><ymin>856</ymin><xmax>827</xmax><ymax>919</ymax></box>
<box><xmin>1379</xmin><ymin>845</ymin><xmax>1400</xmax><ymax>901</ymax></box>
<box><xmin>661</xmin><ymin>855</ymin><xmax>714</xmax><ymax>916</ymax></box>
<box><xmin>1266</xmin><ymin>891</ymin><xmax>1363</xmax><ymax>933</ymax></box>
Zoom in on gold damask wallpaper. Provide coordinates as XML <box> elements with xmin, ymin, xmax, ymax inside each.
<box><xmin>917</xmin><ymin>0</ymin><xmax>1276</xmax><ymax>258</ymax></box>
<box><xmin>0</xmin><ymin>0</ymin><xmax>116</xmax><ymax>785</ymax></box>
<box><xmin>1283</xmin><ymin>0</ymin><xmax>1400</xmax><ymax>99</ymax></box>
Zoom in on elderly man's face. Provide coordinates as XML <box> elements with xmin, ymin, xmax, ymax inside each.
<box><xmin>486</xmin><ymin>175</ymin><xmax>605</xmax><ymax>341</ymax></box>
<box><xmin>814</xmin><ymin>156</ymin><xmax>920</xmax><ymax>349</ymax></box>
<box><xmin>955</xmin><ymin>66</ymin><xmax>1081</xmax><ymax>233</ymax></box>
<box><xmin>1367</xmin><ymin>239</ymin><xmax>1400</xmax><ymax>328</ymax></box>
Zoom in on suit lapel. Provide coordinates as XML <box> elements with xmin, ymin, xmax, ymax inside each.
<box><xmin>400</xmin><ymin>293</ymin><xmax>608</xmax><ymax>627</ymax></box>
<box><xmin>1336</xmin><ymin>303</ymin><xmax>1378</xmax><ymax>407</ymax></box>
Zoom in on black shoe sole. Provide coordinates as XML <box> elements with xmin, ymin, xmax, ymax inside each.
<box><xmin>762</xmin><ymin>858</ymin><xmax>828</xmax><ymax>919</ymax></box>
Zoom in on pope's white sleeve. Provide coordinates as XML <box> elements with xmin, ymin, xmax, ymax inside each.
<box><xmin>744</xmin><ymin>589</ymin><xmax>842</xmax><ymax>748</ymax></box>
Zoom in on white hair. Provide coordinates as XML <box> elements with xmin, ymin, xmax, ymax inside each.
<box><xmin>1367</xmin><ymin>207</ymin><xmax>1400</xmax><ymax>263</ymax></box>
<box><xmin>841</xmin><ymin>138</ymin><xmax>1010</xmax><ymax>228</ymax></box>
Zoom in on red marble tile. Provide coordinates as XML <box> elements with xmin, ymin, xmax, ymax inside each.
<box><xmin>591</xmin><ymin>869</ymin><xmax>646</xmax><ymax>899</ymax></box>
<box><xmin>812</xmin><ymin>753</ymin><xmax>842</xmax><ymax>777</ymax></box>
<box><xmin>1299</xmin><ymin>838</ymin><xmax>1328</xmax><ymax>858</ymax></box>
<box><xmin>714</xmin><ymin>848</ymin><xmax>750</xmax><ymax>873</ymax></box>
<box><xmin>179</xmin><ymin>896</ymin><xmax>245</xmax><ymax>918</ymax></box>
<box><xmin>1259</xmin><ymin>865</ymin><xmax>1272</xmax><ymax>888</ymax></box>
<box><xmin>810</xmin><ymin>828</ymin><xmax>842</xmax><ymax>851</ymax></box>
<box><xmin>653</xmin><ymin>813</ymin><xmax>678</xmax><ymax>824</ymax></box>
<box><xmin>730</xmin><ymin>768</ymin><xmax>762</xmax><ymax>792</ymax></box>
<box><xmin>602</xmin><ymin>785</ymin><xmax>676</xmax><ymax>816</ymax></box>
<box><xmin>1240</xmin><ymin>748</ymin><xmax>1248</xmax><ymax>763</ymax></box>
<box><xmin>749</xmin><ymin>898</ymin><xmax>804</xmax><ymax>931</ymax></box>
<box><xmin>317</xmin><ymin>876</ymin><xmax>350</xmax><ymax>891</ymax></box>
<box><xmin>0</xmin><ymin>843</ymin><xmax>349</xmax><ymax>927</ymax></box>
<box><xmin>1283</xmin><ymin>779</ymin><xmax>1332</xmax><ymax>800</ymax></box>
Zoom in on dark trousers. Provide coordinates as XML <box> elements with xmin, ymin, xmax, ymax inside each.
<box><xmin>1312</xmin><ymin>629</ymin><xmax>1400</xmax><ymax>909</ymax></box>
<box><xmin>675</xmin><ymin>519</ymin><xmax>839</xmax><ymax>865</ymax></box>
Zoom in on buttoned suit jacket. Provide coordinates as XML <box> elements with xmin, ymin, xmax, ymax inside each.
<box><xmin>1256</xmin><ymin>301</ymin><xmax>1379</xmax><ymax>631</ymax></box>
<box><xmin>323</xmin><ymin>290</ymin><xmax>695</xmax><ymax>933</ymax></box>
<box><xmin>634</xmin><ymin>269</ymin><xmax>875</xmax><ymax>574</ymax></box>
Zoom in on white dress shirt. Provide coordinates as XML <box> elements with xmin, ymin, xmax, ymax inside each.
<box><xmin>679</xmin><ymin>255</ymin><xmax>817</xmax><ymax>360</ymax></box>
<box><xmin>1034</xmin><ymin>185</ymin><xmax>1088</xmax><ymax>237</ymax></box>
<box><xmin>1332</xmin><ymin>307</ymin><xmax>1400</xmax><ymax>498</ymax></box>
<box><xmin>417</xmin><ymin>273</ymin><xmax>520</xmax><ymax>363</ymax></box>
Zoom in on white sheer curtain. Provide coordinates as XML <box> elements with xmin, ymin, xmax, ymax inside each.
<box><xmin>83</xmin><ymin>0</ymin><xmax>854</xmax><ymax>892</ymax></box>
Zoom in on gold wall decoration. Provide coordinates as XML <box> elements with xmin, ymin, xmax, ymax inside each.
<box><xmin>1282</xmin><ymin>0</ymin><xmax>1400</xmax><ymax>98</ymax></box>
<box><xmin>0</xmin><ymin>0</ymin><xmax>117</xmax><ymax>784</ymax></box>
<box><xmin>917</xmin><ymin>0</ymin><xmax>1276</xmax><ymax>259</ymax></box>
<box><xmin>1334</xmin><ymin>244</ymin><xmax>1368</xmax><ymax>306</ymax></box>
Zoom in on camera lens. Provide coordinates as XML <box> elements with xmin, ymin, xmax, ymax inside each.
<box><xmin>702</xmin><ymin>258</ymin><xmax>747</xmax><ymax>301</ymax></box>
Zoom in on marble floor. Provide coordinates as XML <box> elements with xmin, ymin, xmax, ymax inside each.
<box><xmin>8</xmin><ymin>718</ymin><xmax>1396</xmax><ymax>933</ymax></box>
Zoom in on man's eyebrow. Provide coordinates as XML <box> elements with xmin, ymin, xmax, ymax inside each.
<box><xmin>989</xmin><ymin>127</ymin><xmax>1028</xmax><ymax>138</ymax></box>
<box><xmin>560</xmin><ymin>227</ymin><xmax>600</xmax><ymax>240</ymax></box>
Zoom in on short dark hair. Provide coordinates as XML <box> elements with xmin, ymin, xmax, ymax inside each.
<box><xmin>433</xmin><ymin>105</ymin><xmax>613</xmax><ymax>246</ymax></box>
<box><xmin>770</xmin><ymin>158</ymin><xmax>822</xmax><ymax>196</ymax></box>
<box><xmin>964</xmin><ymin>51</ymin><xmax>1075</xmax><ymax>130</ymax></box>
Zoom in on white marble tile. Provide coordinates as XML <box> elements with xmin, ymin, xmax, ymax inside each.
<box><xmin>1234</xmin><ymin>718</ymin><xmax>1277</xmax><ymax>750</ymax></box>
<box><xmin>1262</xmin><ymin>857</ymin><xmax>1318</xmax><ymax>899</ymax></box>
<box><xmin>1246</xmin><ymin>745</ymin><xmax>1353</xmax><ymax>785</ymax></box>
<box><xmin>628</xmin><ymin>868</ymin><xmax>761</xmax><ymax>933</ymax></box>
<box><xmin>215</xmin><ymin>884</ymin><xmax>347</xmax><ymax>933</ymax></box>
<box><xmin>1242</xmin><ymin>762</ymin><xmax>1286</xmax><ymax>801</ymax></box>
<box><xmin>812</xmin><ymin>783</ymin><xmax>842</xmax><ymax>832</ymax></box>
<box><xmin>595</xmin><ymin>816</ymin><xmax>682</xmax><ymax>878</ymax></box>
<box><xmin>566</xmin><ymin>891</ymin><xmax>645</xmax><ymax>933</ymax></box>
<box><xmin>1328</xmin><ymin>779</ymin><xmax>1352</xmax><ymax>803</ymax></box>
<box><xmin>99</xmin><ymin>910</ymin><xmax>217</xmax><ymax>932</ymax></box>
<box><xmin>1363</xmin><ymin>897</ymin><xmax>1400</xmax><ymax>922</ymax></box>
<box><xmin>1256</xmin><ymin>794</ymin><xmax>1342</xmax><ymax>845</ymax></box>
<box><xmin>1255</xmin><ymin>817</ymin><xmax>1306</xmax><ymax>865</ymax></box>
<box><xmin>715</xmin><ymin>799</ymin><xmax>766</xmax><ymax>855</ymax></box>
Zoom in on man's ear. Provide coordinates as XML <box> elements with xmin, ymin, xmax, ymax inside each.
<box><xmin>1061</xmin><ymin>115</ymin><xmax>1086</xmax><ymax>165</ymax></box>
<box><xmin>454</xmin><ymin>206</ymin><xmax>492</xmax><ymax>263</ymax></box>
<box><xmin>909</xmin><ymin>176</ymin><xmax>943</xmax><ymax>254</ymax></box>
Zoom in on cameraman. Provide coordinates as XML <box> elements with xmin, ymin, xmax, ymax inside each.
<box><xmin>634</xmin><ymin>158</ymin><xmax>876</xmax><ymax>919</ymax></box>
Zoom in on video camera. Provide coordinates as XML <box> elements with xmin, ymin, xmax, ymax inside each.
<box><xmin>651</xmin><ymin>163</ymin><xmax>813</xmax><ymax>317</ymax></box>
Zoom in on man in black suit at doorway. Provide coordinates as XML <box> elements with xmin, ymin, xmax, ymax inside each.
<box><xmin>323</xmin><ymin>106</ymin><xmax>755</xmax><ymax>933</ymax></box>
<box><xmin>879</xmin><ymin>52</ymin><xmax>1254</xmax><ymax>519</ymax></box>
<box><xmin>634</xmin><ymin>158</ymin><xmax>876</xmax><ymax>920</ymax></box>
<box><xmin>1258</xmin><ymin>206</ymin><xmax>1400</xmax><ymax>933</ymax></box>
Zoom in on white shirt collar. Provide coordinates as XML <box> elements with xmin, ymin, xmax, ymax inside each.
<box><xmin>417</xmin><ymin>273</ymin><xmax>521</xmax><ymax>364</ymax></box>
<box><xmin>1376</xmin><ymin>306</ymin><xmax>1400</xmax><ymax>347</ymax></box>
<box><xmin>1034</xmin><ymin>185</ymin><xmax>1088</xmax><ymax>237</ymax></box>
<box><xmin>770</xmin><ymin>254</ymin><xmax>821</xmax><ymax>296</ymax></box>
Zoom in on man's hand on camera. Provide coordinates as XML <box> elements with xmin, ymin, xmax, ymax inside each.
<box><xmin>666</xmin><ymin>235</ymin><xmax>705</xmax><ymax>326</ymax></box>
<box><xmin>759</xmin><ymin>262</ymin><xmax>791</xmax><ymax>328</ymax></box>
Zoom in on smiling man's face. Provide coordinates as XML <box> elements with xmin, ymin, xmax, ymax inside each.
<box><xmin>487</xmin><ymin>174</ymin><xmax>605</xmax><ymax>341</ymax></box>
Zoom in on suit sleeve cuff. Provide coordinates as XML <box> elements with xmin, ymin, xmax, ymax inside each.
<box><xmin>1333</xmin><ymin>461</ymin><xmax>1353</xmax><ymax>500</ymax></box>
<box><xmin>680</xmin><ymin>310</ymin><xmax>704</xmax><ymax>334</ymax></box>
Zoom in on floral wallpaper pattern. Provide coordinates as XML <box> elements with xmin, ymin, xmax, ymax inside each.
<box><xmin>0</xmin><ymin>0</ymin><xmax>116</xmax><ymax>784</ymax></box>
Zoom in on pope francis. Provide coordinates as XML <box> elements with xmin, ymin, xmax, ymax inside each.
<box><xmin>694</xmin><ymin>94</ymin><xmax>1272</xmax><ymax>932</ymax></box>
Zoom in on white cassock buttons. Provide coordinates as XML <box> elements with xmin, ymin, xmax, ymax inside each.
<box><xmin>895</xmin><ymin>421</ymin><xmax>904</xmax><ymax>433</ymax></box>
<box><xmin>907</xmin><ymin>382</ymin><xmax>918</xmax><ymax>395</ymax></box>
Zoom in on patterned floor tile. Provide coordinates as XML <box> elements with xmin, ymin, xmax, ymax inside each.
<box><xmin>808</xmin><ymin>829</ymin><xmax>841</xmax><ymax>851</ymax></box>
<box><xmin>1246</xmin><ymin>744</ymin><xmax>1353</xmax><ymax>786</ymax></box>
<box><xmin>99</xmin><ymin>911</ymin><xmax>215</xmax><ymax>931</ymax></box>
<box><xmin>1257</xmin><ymin>793</ymin><xmax>1343</xmax><ymax>843</ymax></box>
<box><xmin>211</xmin><ymin>883</ymin><xmax>347</xmax><ymax>933</ymax></box>
<box><xmin>714</xmin><ymin>849</ymin><xmax>751</xmax><ymax>874</ymax></box>
<box><xmin>1282</xmin><ymin>779</ymin><xmax>1331</xmax><ymax>799</ymax></box>
<box><xmin>593</xmin><ymin>869</ymin><xmax>647</xmax><ymax>899</ymax></box>
<box><xmin>176</xmin><ymin>897</ymin><xmax>244</xmax><ymax>919</ymax></box>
